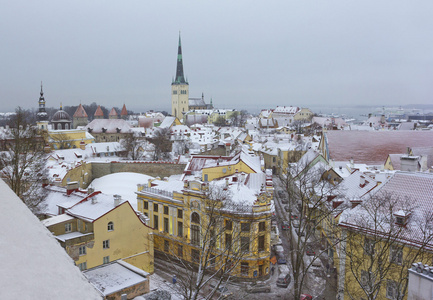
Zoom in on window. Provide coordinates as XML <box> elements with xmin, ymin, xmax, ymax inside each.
<box><xmin>258</xmin><ymin>235</ymin><xmax>265</xmax><ymax>252</ymax></box>
<box><xmin>178</xmin><ymin>245</ymin><xmax>183</xmax><ymax>257</ymax></box>
<box><xmin>241</xmin><ymin>237</ymin><xmax>250</xmax><ymax>252</ymax></box>
<box><xmin>164</xmin><ymin>240</ymin><xmax>169</xmax><ymax>252</ymax></box>
<box><xmin>154</xmin><ymin>203</ymin><xmax>158</xmax><ymax>212</ymax></box>
<box><xmin>103</xmin><ymin>256</ymin><xmax>110</xmax><ymax>264</ymax></box>
<box><xmin>103</xmin><ymin>240</ymin><xmax>110</xmax><ymax>249</ymax></box>
<box><xmin>164</xmin><ymin>206</ymin><xmax>169</xmax><ymax>215</ymax></box>
<box><xmin>79</xmin><ymin>245</ymin><xmax>86</xmax><ymax>256</ymax></box>
<box><xmin>386</xmin><ymin>280</ymin><xmax>398</xmax><ymax>300</ymax></box>
<box><xmin>241</xmin><ymin>223</ymin><xmax>250</xmax><ymax>232</ymax></box>
<box><xmin>225</xmin><ymin>233</ymin><xmax>232</xmax><ymax>250</ymax></box>
<box><xmin>390</xmin><ymin>246</ymin><xmax>403</xmax><ymax>265</ymax></box>
<box><xmin>164</xmin><ymin>217</ymin><xmax>169</xmax><ymax>233</ymax></box>
<box><xmin>178</xmin><ymin>221</ymin><xmax>183</xmax><ymax>237</ymax></box>
<box><xmin>364</xmin><ymin>238</ymin><xmax>375</xmax><ymax>256</ymax></box>
<box><xmin>107</xmin><ymin>221</ymin><xmax>114</xmax><ymax>231</ymax></box>
<box><xmin>154</xmin><ymin>215</ymin><xmax>159</xmax><ymax>230</ymax></box>
<box><xmin>177</xmin><ymin>209</ymin><xmax>183</xmax><ymax>219</ymax></box>
<box><xmin>78</xmin><ymin>262</ymin><xmax>87</xmax><ymax>271</ymax></box>
<box><xmin>225</xmin><ymin>220</ymin><xmax>233</xmax><ymax>231</ymax></box>
<box><xmin>144</xmin><ymin>201</ymin><xmax>148</xmax><ymax>210</ymax></box>
<box><xmin>191</xmin><ymin>225</ymin><xmax>200</xmax><ymax>245</ymax></box>
<box><xmin>241</xmin><ymin>262</ymin><xmax>249</xmax><ymax>276</ymax></box>
<box><xmin>191</xmin><ymin>212</ymin><xmax>200</xmax><ymax>224</ymax></box>
<box><xmin>361</xmin><ymin>270</ymin><xmax>375</xmax><ymax>291</ymax></box>
<box><xmin>65</xmin><ymin>223</ymin><xmax>72</xmax><ymax>233</ymax></box>
<box><xmin>191</xmin><ymin>249</ymin><xmax>200</xmax><ymax>263</ymax></box>
<box><xmin>259</xmin><ymin>221</ymin><xmax>266</xmax><ymax>232</ymax></box>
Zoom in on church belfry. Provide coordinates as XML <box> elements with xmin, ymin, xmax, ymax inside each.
<box><xmin>171</xmin><ymin>32</ymin><xmax>189</xmax><ymax>119</ymax></box>
<box><xmin>36</xmin><ymin>82</ymin><xmax>49</xmax><ymax>131</ymax></box>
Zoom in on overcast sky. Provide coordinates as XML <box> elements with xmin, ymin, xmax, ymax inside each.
<box><xmin>1</xmin><ymin>0</ymin><xmax>432</xmax><ymax>114</ymax></box>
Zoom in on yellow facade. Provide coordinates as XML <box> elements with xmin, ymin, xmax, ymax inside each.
<box><xmin>293</xmin><ymin>108</ymin><xmax>314</xmax><ymax>122</ymax></box>
<box><xmin>48</xmin><ymin>129</ymin><xmax>94</xmax><ymax>150</ymax></box>
<box><xmin>172</xmin><ymin>83</ymin><xmax>189</xmax><ymax>120</ymax></box>
<box><xmin>45</xmin><ymin>202</ymin><xmax>154</xmax><ymax>273</ymax></box>
<box><xmin>136</xmin><ymin>154</ymin><xmax>273</xmax><ymax>280</ymax></box>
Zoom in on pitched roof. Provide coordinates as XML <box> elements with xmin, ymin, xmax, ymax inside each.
<box><xmin>94</xmin><ymin>105</ymin><xmax>104</xmax><ymax>117</ymax></box>
<box><xmin>85</xmin><ymin>119</ymin><xmax>131</xmax><ymax>133</ymax></box>
<box><xmin>109</xmin><ymin>108</ymin><xmax>118</xmax><ymax>117</ymax></box>
<box><xmin>0</xmin><ymin>179</ymin><xmax>101</xmax><ymax>299</ymax></box>
<box><xmin>325</xmin><ymin>131</ymin><xmax>433</xmax><ymax>165</ymax></box>
<box><xmin>120</xmin><ymin>104</ymin><xmax>128</xmax><ymax>116</ymax></box>
<box><xmin>73</xmin><ymin>104</ymin><xmax>88</xmax><ymax>118</ymax></box>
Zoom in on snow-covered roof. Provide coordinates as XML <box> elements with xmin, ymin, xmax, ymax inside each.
<box><xmin>41</xmin><ymin>213</ymin><xmax>75</xmax><ymax>227</ymax></box>
<box><xmin>0</xmin><ymin>179</ymin><xmax>101</xmax><ymax>299</ymax></box>
<box><xmin>273</xmin><ymin>106</ymin><xmax>300</xmax><ymax>115</ymax></box>
<box><xmin>159</xmin><ymin>116</ymin><xmax>176</xmax><ymax>128</ymax></box>
<box><xmin>84</xmin><ymin>261</ymin><xmax>148</xmax><ymax>297</ymax></box>
<box><xmin>85</xmin><ymin>119</ymin><xmax>132</xmax><ymax>133</ymax></box>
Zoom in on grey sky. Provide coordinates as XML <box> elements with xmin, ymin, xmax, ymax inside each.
<box><xmin>1</xmin><ymin>0</ymin><xmax>432</xmax><ymax>114</ymax></box>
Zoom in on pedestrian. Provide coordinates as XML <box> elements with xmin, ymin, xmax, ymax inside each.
<box><xmin>271</xmin><ymin>266</ymin><xmax>275</xmax><ymax>276</ymax></box>
<box><xmin>326</xmin><ymin>263</ymin><xmax>330</xmax><ymax>273</ymax></box>
<box><xmin>172</xmin><ymin>275</ymin><xmax>177</xmax><ymax>284</ymax></box>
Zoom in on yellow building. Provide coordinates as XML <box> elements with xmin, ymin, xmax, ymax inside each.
<box><xmin>48</xmin><ymin>129</ymin><xmax>94</xmax><ymax>150</ymax></box>
<box><xmin>337</xmin><ymin>172</ymin><xmax>433</xmax><ymax>300</ymax></box>
<box><xmin>43</xmin><ymin>193</ymin><xmax>154</xmax><ymax>273</ymax></box>
<box><xmin>136</xmin><ymin>149</ymin><xmax>273</xmax><ymax>279</ymax></box>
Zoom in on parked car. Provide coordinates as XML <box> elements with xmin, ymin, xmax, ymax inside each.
<box><xmin>281</xmin><ymin>221</ymin><xmax>290</xmax><ymax>230</ymax></box>
<box><xmin>209</xmin><ymin>283</ymin><xmax>232</xmax><ymax>299</ymax></box>
<box><xmin>290</xmin><ymin>214</ymin><xmax>299</xmax><ymax>220</ymax></box>
<box><xmin>284</xmin><ymin>205</ymin><xmax>291</xmax><ymax>212</ymax></box>
<box><xmin>281</xmin><ymin>198</ymin><xmax>289</xmax><ymax>204</ymax></box>
<box><xmin>292</xmin><ymin>219</ymin><xmax>300</xmax><ymax>228</ymax></box>
<box><xmin>300</xmin><ymin>294</ymin><xmax>313</xmax><ymax>300</ymax></box>
<box><xmin>246</xmin><ymin>282</ymin><xmax>271</xmax><ymax>293</ymax></box>
<box><xmin>272</xmin><ymin>244</ymin><xmax>284</xmax><ymax>255</ymax></box>
<box><xmin>276</xmin><ymin>273</ymin><xmax>291</xmax><ymax>288</ymax></box>
<box><xmin>306</xmin><ymin>245</ymin><xmax>315</xmax><ymax>256</ymax></box>
<box><xmin>278</xmin><ymin>190</ymin><xmax>284</xmax><ymax>197</ymax></box>
<box><xmin>277</xmin><ymin>253</ymin><xmax>287</xmax><ymax>264</ymax></box>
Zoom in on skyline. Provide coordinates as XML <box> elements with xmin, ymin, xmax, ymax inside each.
<box><xmin>1</xmin><ymin>1</ymin><xmax>432</xmax><ymax>114</ymax></box>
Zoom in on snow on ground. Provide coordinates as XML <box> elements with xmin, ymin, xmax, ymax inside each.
<box><xmin>90</xmin><ymin>172</ymin><xmax>154</xmax><ymax>209</ymax></box>
<box><xmin>149</xmin><ymin>272</ymin><xmax>183</xmax><ymax>300</ymax></box>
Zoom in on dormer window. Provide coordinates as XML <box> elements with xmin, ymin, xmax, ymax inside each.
<box><xmin>394</xmin><ymin>210</ymin><xmax>411</xmax><ymax>226</ymax></box>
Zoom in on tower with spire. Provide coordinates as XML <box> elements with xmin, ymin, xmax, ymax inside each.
<box><xmin>37</xmin><ymin>82</ymin><xmax>49</xmax><ymax>130</ymax></box>
<box><xmin>171</xmin><ymin>32</ymin><xmax>189</xmax><ymax>119</ymax></box>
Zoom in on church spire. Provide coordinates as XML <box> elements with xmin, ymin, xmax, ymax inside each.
<box><xmin>37</xmin><ymin>81</ymin><xmax>48</xmax><ymax>121</ymax></box>
<box><xmin>174</xmin><ymin>32</ymin><xmax>187</xmax><ymax>84</ymax></box>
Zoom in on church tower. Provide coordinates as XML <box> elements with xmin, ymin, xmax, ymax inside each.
<box><xmin>37</xmin><ymin>82</ymin><xmax>49</xmax><ymax>130</ymax></box>
<box><xmin>171</xmin><ymin>33</ymin><xmax>189</xmax><ymax>119</ymax></box>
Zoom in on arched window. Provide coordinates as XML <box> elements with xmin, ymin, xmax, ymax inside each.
<box><xmin>191</xmin><ymin>212</ymin><xmax>200</xmax><ymax>224</ymax></box>
<box><xmin>107</xmin><ymin>221</ymin><xmax>114</xmax><ymax>231</ymax></box>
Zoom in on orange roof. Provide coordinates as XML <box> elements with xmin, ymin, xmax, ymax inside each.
<box><xmin>109</xmin><ymin>108</ymin><xmax>118</xmax><ymax>116</ymax></box>
<box><xmin>120</xmin><ymin>104</ymin><xmax>128</xmax><ymax>116</ymax></box>
<box><xmin>73</xmin><ymin>104</ymin><xmax>88</xmax><ymax>118</ymax></box>
<box><xmin>94</xmin><ymin>105</ymin><xmax>104</xmax><ymax>117</ymax></box>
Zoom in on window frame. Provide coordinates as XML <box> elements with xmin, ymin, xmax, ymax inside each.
<box><xmin>103</xmin><ymin>256</ymin><xmax>110</xmax><ymax>264</ymax></box>
<box><xmin>103</xmin><ymin>239</ymin><xmax>110</xmax><ymax>249</ymax></box>
<box><xmin>65</xmin><ymin>223</ymin><xmax>72</xmax><ymax>233</ymax></box>
<box><xmin>79</xmin><ymin>245</ymin><xmax>86</xmax><ymax>256</ymax></box>
<box><xmin>107</xmin><ymin>221</ymin><xmax>114</xmax><ymax>231</ymax></box>
<box><xmin>164</xmin><ymin>217</ymin><xmax>169</xmax><ymax>233</ymax></box>
<box><xmin>241</xmin><ymin>222</ymin><xmax>251</xmax><ymax>232</ymax></box>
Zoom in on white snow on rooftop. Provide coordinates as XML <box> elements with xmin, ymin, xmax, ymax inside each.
<box><xmin>41</xmin><ymin>213</ymin><xmax>75</xmax><ymax>227</ymax></box>
<box><xmin>0</xmin><ymin>179</ymin><xmax>101</xmax><ymax>299</ymax></box>
<box><xmin>91</xmin><ymin>172</ymin><xmax>155</xmax><ymax>209</ymax></box>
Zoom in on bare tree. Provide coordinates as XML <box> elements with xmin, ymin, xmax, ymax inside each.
<box><xmin>120</xmin><ymin>132</ymin><xmax>147</xmax><ymax>160</ymax></box>
<box><xmin>339</xmin><ymin>191</ymin><xmax>433</xmax><ymax>300</ymax></box>
<box><xmin>160</xmin><ymin>184</ymin><xmax>267</xmax><ymax>300</ymax></box>
<box><xmin>277</xmin><ymin>151</ymin><xmax>343</xmax><ymax>299</ymax></box>
<box><xmin>0</xmin><ymin>107</ymin><xmax>48</xmax><ymax>214</ymax></box>
<box><xmin>49</xmin><ymin>131</ymin><xmax>71</xmax><ymax>149</ymax></box>
<box><xmin>147</xmin><ymin>127</ymin><xmax>172</xmax><ymax>161</ymax></box>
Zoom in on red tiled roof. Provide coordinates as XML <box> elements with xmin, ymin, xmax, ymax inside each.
<box><xmin>325</xmin><ymin>131</ymin><xmax>433</xmax><ymax>165</ymax></box>
<box><xmin>120</xmin><ymin>104</ymin><xmax>128</xmax><ymax>116</ymax></box>
<box><xmin>94</xmin><ymin>105</ymin><xmax>104</xmax><ymax>117</ymax></box>
<box><xmin>73</xmin><ymin>104</ymin><xmax>88</xmax><ymax>118</ymax></box>
<box><xmin>109</xmin><ymin>108</ymin><xmax>118</xmax><ymax>116</ymax></box>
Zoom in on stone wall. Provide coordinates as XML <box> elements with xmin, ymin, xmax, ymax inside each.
<box><xmin>62</xmin><ymin>161</ymin><xmax>186</xmax><ymax>189</ymax></box>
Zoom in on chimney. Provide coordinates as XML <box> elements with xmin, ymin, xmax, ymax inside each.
<box><xmin>360</xmin><ymin>175</ymin><xmax>366</xmax><ymax>188</ymax></box>
<box><xmin>87</xmin><ymin>187</ymin><xmax>94</xmax><ymax>195</ymax></box>
<box><xmin>42</xmin><ymin>178</ymin><xmax>49</xmax><ymax>188</ymax></box>
<box><xmin>225</xmin><ymin>177</ymin><xmax>229</xmax><ymax>186</ymax></box>
<box><xmin>80</xmin><ymin>140</ymin><xmax>86</xmax><ymax>150</ymax></box>
<box><xmin>114</xmin><ymin>194</ymin><xmax>121</xmax><ymax>207</ymax></box>
<box><xmin>66</xmin><ymin>181</ymin><xmax>79</xmax><ymax>195</ymax></box>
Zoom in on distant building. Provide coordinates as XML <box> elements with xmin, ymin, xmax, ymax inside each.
<box><xmin>51</xmin><ymin>104</ymin><xmax>72</xmax><ymax>130</ymax></box>
<box><xmin>36</xmin><ymin>82</ymin><xmax>49</xmax><ymax>130</ymax></box>
<box><xmin>109</xmin><ymin>107</ymin><xmax>118</xmax><ymax>119</ymax></box>
<box><xmin>72</xmin><ymin>104</ymin><xmax>89</xmax><ymax>128</ymax></box>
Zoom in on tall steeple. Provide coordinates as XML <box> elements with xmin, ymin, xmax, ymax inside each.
<box><xmin>37</xmin><ymin>82</ymin><xmax>48</xmax><ymax>121</ymax></box>
<box><xmin>174</xmin><ymin>32</ymin><xmax>187</xmax><ymax>84</ymax></box>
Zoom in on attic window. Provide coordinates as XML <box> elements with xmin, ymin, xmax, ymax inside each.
<box><xmin>394</xmin><ymin>210</ymin><xmax>411</xmax><ymax>226</ymax></box>
<box><xmin>87</xmin><ymin>128</ymin><xmax>93</xmax><ymax>133</ymax></box>
<box><xmin>116</xmin><ymin>128</ymin><xmax>121</xmax><ymax>133</ymax></box>
<box><xmin>102</xmin><ymin>128</ymin><xmax>107</xmax><ymax>133</ymax></box>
